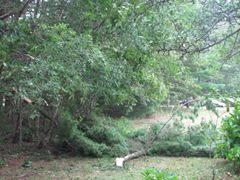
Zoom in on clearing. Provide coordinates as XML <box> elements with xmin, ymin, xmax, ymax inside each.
<box><xmin>0</xmin><ymin>108</ymin><xmax>239</xmax><ymax>180</ymax></box>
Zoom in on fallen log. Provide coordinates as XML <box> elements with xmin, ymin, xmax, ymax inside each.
<box><xmin>116</xmin><ymin>151</ymin><xmax>146</xmax><ymax>167</ymax></box>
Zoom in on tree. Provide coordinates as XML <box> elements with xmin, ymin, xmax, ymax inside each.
<box><xmin>0</xmin><ymin>0</ymin><xmax>239</xmax><ymax>153</ymax></box>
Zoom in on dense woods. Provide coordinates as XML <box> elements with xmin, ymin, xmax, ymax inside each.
<box><xmin>0</xmin><ymin>0</ymin><xmax>239</xmax><ymax>160</ymax></box>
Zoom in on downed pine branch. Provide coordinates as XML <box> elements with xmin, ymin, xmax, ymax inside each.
<box><xmin>116</xmin><ymin>99</ymin><xmax>198</xmax><ymax>167</ymax></box>
<box><xmin>116</xmin><ymin>151</ymin><xmax>146</xmax><ymax>167</ymax></box>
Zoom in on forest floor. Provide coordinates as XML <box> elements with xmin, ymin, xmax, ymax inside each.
<box><xmin>0</xmin><ymin>107</ymin><xmax>239</xmax><ymax>180</ymax></box>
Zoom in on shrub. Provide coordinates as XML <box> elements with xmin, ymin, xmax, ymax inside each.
<box><xmin>104</xmin><ymin>101</ymin><xmax>156</xmax><ymax>118</ymax></box>
<box><xmin>141</xmin><ymin>168</ymin><xmax>178</xmax><ymax>180</ymax></box>
<box><xmin>128</xmin><ymin>103</ymin><xmax>156</xmax><ymax>118</ymax></box>
<box><xmin>217</xmin><ymin>103</ymin><xmax>240</xmax><ymax>166</ymax></box>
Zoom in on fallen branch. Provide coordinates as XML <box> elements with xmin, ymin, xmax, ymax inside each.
<box><xmin>115</xmin><ymin>99</ymin><xmax>199</xmax><ymax>167</ymax></box>
<box><xmin>116</xmin><ymin>151</ymin><xmax>146</xmax><ymax>167</ymax></box>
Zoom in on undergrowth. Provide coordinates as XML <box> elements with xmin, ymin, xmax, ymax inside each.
<box><xmin>217</xmin><ymin>102</ymin><xmax>240</xmax><ymax>170</ymax></box>
<box><xmin>142</xmin><ymin>168</ymin><xmax>178</xmax><ymax>180</ymax></box>
<box><xmin>55</xmin><ymin>106</ymin><xmax>220</xmax><ymax>158</ymax></box>
<box><xmin>56</xmin><ymin>110</ymin><xmax>129</xmax><ymax>157</ymax></box>
<box><xmin>131</xmin><ymin>120</ymin><xmax>217</xmax><ymax>157</ymax></box>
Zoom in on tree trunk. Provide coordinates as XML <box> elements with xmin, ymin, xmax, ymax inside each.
<box><xmin>12</xmin><ymin>100</ymin><xmax>23</xmax><ymax>145</ymax></box>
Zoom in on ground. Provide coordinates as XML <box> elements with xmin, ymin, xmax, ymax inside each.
<box><xmin>0</xmin><ymin>107</ymin><xmax>239</xmax><ymax>180</ymax></box>
<box><xmin>0</xmin><ymin>153</ymin><xmax>238</xmax><ymax>180</ymax></box>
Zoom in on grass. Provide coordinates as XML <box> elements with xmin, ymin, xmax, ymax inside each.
<box><xmin>0</xmin><ymin>155</ymin><xmax>238</xmax><ymax>180</ymax></box>
<box><xmin>0</xmin><ymin>108</ymin><xmax>239</xmax><ymax>180</ymax></box>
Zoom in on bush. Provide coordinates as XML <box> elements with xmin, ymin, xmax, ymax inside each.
<box><xmin>217</xmin><ymin>103</ymin><xmax>240</xmax><ymax>166</ymax></box>
<box><xmin>127</xmin><ymin>103</ymin><xmax>156</xmax><ymax>118</ymax></box>
<box><xmin>141</xmin><ymin>168</ymin><xmax>178</xmax><ymax>180</ymax></box>
<box><xmin>105</xmin><ymin>101</ymin><xmax>156</xmax><ymax>118</ymax></box>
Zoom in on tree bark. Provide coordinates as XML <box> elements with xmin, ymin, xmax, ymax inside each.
<box><xmin>12</xmin><ymin>100</ymin><xmax>23</xmax><ymax>145</ymax></box>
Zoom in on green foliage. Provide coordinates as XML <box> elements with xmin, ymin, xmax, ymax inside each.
<box><xmin>0</xmin><ymin>159</ymin><xmax>6</xmax><ymax>168</ymax></box>
<box><xmin>188</xmin><ymin>119</ymin><xmax>219</xmax><ymax>150</ymax></box>
<box><xmin>127</xmin><ymin>128</ymin><xmax>147</xmax><ymax>139</ymax></box>
<box><xmin>1</xmin><ymin>18</ymin><xmax>170</xmax><ymax>151</ymax></box>
<box><xmin>217</xmin><ymin>103</ymin><xmax>240</xmax><ymax>166</ymax></box>
<box><xmin>145</xmin><ymin>120</ymin><xmax>216</xmax><ymax>157</ymax></box>
<box><xmin>1</xmin><ymin>0</ymin><xmax>239</xmax><ymax>158</ymax></box>
<box><xmin>57</xmin><ymin>111</ymin><xmax>106</xmax><ymax>157</ymax></box>
<box><xmin>149</xmin><ymin>123</ymin><xmax>194</xmax><ymax>156</ymax></box>
<box><xmin>83</xmin><ymin>117</ymin><xmax>129</xmax><ymax>157</ymax></box>
<box><xmin>186</xmin><ymin>126</ymin><xmax>207</xmax><ymax>146</ymax></box>
<box><xmin>21</xmin><ymin>160</ymin><xmax>32</xmax><ymax>168</ymax></box>
<box><xmin>141</xmin><ymin>169</ymin><xmax>178</xmax><ymax>180</ymax></box>
<box><xmin>56</xmin><ymin>110</ymin><xmax>128</xmax><ymax>157</ymax></box>
<box><xmin>127</xmin><ymin>103</ymin><xmax>156</xmax><ymax>118</ymax></box>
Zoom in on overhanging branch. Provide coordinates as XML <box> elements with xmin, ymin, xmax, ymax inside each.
<box><xmin>194</xmin><ymin>28</ymin><xmax>240</xmax><ymax>52</ymax></box>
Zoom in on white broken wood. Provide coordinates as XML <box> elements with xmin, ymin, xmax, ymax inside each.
<box><xmin>116</xmin><ymin>151</ymin><xmax>145</xmax><ymax>167</ymax></box>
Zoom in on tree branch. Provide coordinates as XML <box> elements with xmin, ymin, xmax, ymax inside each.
<box><xmin>16</xmin><ymin>0</ymin><xmax>33</xmax><ymax>20</ymax></box>
<box><xmin>194</xmin><ymin>28</ymin><xmax>240</xmax><ymax>52</ymax></box>
<box><xmin>93</xmin><ymin>20</ymin><xmax>105</xmax><ymax>31</ymax></box>
<box><xmin>116</xmin><ymin>99</ymin><xmax>199</xmax><ymax>167</ymax></box>
<box><xmin>0</xmin><ymin>12</ymin><xmax>13</xmax><ymax>20</ymax></box>
<box><xmin>34</xmin><ymin>0</ymin><xmax>41</xmax><ymax>18</ymax></box>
